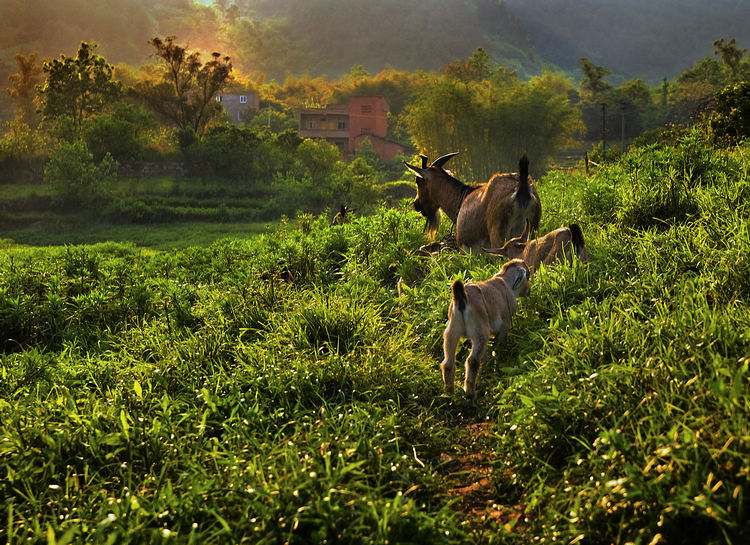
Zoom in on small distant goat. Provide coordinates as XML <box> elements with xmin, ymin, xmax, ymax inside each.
<box><xmin>441</xmin><ymin>258</ymin><xmax>530</xmax><ymax>397</ymax></box>
<box><xmin>331</xmin><ymin>205</ymin><xmax>356</xmax><ymax>226</ymax></box>
<box><xmin>484</xmin><ymin>221</ymin><xmax>587</xmax><ymax>273</ymax></box>
<box><xmin>404</xmin><ymin>153</ymin><xmax>541</xmax><ymax>254</ymax></box>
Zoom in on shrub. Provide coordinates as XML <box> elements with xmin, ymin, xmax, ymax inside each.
<box><xmin>44</xmin><ymin>140</ymin><xmax>117</xmax><ymax>207</ymax></box>
<box><xmin>0</xmin><ymin>120</ymin><xmax>48</xmax><ymax>183</ymax></box>
<box><xmin>82</xmin><ymin>104</ymin><xmax>156</xmax><ymax>162</ymax></box>
<box><xmin>710</xmin><ymin>81</ymin><xmax>750</xmax><ymax>144</ymax></box>
<box><xmin>182</xmin><ymin>123</ymin><xmax>286</xmax><ymax>181</ymax></box>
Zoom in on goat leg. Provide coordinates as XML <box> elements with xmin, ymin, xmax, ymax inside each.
<box><xmin>464</xmin><ymin>336</ymin><xmax>488</xmax><ymax>397</ymax></box>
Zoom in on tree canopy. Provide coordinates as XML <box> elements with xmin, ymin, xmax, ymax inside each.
<box><xmin>38</xmin><ymin>42</ymin><xmax>122</xmax><ymax>129</ymax></box>
<box><xmin>135</xmin><ymin>36</ymin><xmax>232</xmax><ymax>136</ymax></box>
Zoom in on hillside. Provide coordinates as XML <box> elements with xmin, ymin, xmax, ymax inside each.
<box><xmin>504</xmin><ymin>0</ymin><xmax>750</xmax><ymax>84</ymax></box>
<box><xmin>4</xmin><ymin>0</ymin><xmax>748</xmax><ymax>88</ymax></box>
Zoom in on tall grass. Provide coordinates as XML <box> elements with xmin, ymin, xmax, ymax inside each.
<box><xmin>1</xmin><ymin>129</ymin><xmax>749</xmax><ymax>544</ymax></box>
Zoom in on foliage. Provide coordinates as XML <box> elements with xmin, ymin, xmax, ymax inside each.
<box><xmin>5</xmin><ymin>52</ymin><xmax>44</xmax><ymax>126</ymax></box>
<box><xmin>82</xmin><ymin>104</ymin><xmax>157</xmax><ymax>162</ymax></box>
<box><xmin>243</xmin><ymin>105</ymin><xmax>298</xmax><ymax>134</ymax></box>
<box><xmin>0</xmin><ymin>120</ymin><xmax>48</xmax><ymax>183</ymax></box>
<box><xmin>38</xmin><ymin>42</ymin><xmax>123</xmax><ymax>130</ymax></box>
<box><xmin>135</xmin><ymin>36</ymin><xmax>232</xmax><ymax>136</ymax></box>
<box><xmin>713</xmin><ymin>38</ymin><xmax>749</xmax><ymax>82</ymax></box>
<box><xmin>578</xmin><ymin>57</ymin><xmax>612</xmax><ymax>99</ymax></box>
<box><xmin>182</xmin><ymin>123</ymin><xmax>281</xmax><ymax>181</ymax></box>
<box><xmin>403</xmin><ymin>64</ymin><xmax>582</xmax><ymax>179</ymax></box>
<box><xmin>1</xmin><ymin>133</ymin><xmax>750</xmax><ymax>545</ymax></box>
<box><xmin>710</xmin><ymin>81</ymin><xmax>750</xmax><ymax>145</ymax></box>
<box><xmin>43</xmin><ymin>140</ymin><xmax>117</xmax><ymax>207</ymax></box>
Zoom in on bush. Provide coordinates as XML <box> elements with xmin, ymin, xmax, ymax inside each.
<box><xmin>182</xmin><ymin>123</ymin><xmax>287</xmax><ymax>181</ymax></box>
<box><xmin>44</xmin><ymin>140</ymin><xmax>117</xmax><ymax>207</ymax></box>
<box><xmin>83</xmin><ymin>104</ymin><xmax>156</xmax><ymax>162</ymax></box>
<box><xmin>710</xmin><ymin>81</ymin><xmax>750</xmax><ymax>144</ymax></box>
<box><xmin>0</xmin><ymin>120</ymin><xmax>48</xmax><ymax>183</ymax></box>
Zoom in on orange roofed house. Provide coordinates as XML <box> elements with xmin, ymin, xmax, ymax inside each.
<box><xmin>299</xmin><ymin>96</ymin><xmax>406</xmax><ymax>161</ymax></box>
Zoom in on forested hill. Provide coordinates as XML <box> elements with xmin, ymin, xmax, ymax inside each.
<box><xmin>0</xmin><ymin>0</ymin><xmax>542</xmax><ymax>82</ymax></box>
<box><xmin>504</xmin><ymin>0</ymin><xmax>750</xmax><ymax>84</ymax></box>
<box><xmin>1</xmin><ymin>0</ymin><xmax>749</xmax><ymax>84</ymax></box>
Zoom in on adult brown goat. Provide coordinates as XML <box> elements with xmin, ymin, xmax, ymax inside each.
<box><xmin>404</xmin><ymin>153</ymin><xmax>541</xmax><ymax>254</ymax></box>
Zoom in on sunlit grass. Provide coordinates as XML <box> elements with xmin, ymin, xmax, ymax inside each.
<box><xmin>1</xmin><ymin>132</ymin><xmax>749</xmax><ymax>543</ymax></box>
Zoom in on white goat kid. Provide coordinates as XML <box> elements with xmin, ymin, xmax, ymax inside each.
<box><xmin>441</xmin><ymin>258</ymin><xmax>530</xmax><ymax>397</ymax></box>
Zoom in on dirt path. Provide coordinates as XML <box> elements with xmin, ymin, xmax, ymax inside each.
<box><xmin>439</xmin><ymin>422</ymin><xmax>525</xmax><ymax>531</ymax></box>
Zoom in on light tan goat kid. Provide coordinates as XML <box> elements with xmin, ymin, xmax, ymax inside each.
<box><xmin>441</xmin><ymin>258</ymin><xmax>530</xmax><ymax>397</ymax></box>
<box><xmin>484</xmin><ymin>222</ymin><xmax>587</xmax><ymax>274</ymax></box>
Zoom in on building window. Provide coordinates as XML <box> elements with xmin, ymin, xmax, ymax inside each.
<box><xmin>240</xmin><ymin>95</ymin><xmax>248</xmax><ymax>104</ymax></box>
<box><xmin>338</xmin><ymin>121</ymin><xmax>347</xmax><ymax>129</ymax></box>
<box><xmin>361</xmin><ymin>104</ymin><xmax>372</xmax><ymax>113</ymax></box>
<box><xmin>307</xmin><ymin>120</ymin><xmax>315</xmax><ymax>129</ymax></box>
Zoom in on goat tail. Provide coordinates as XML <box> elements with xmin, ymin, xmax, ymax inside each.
<box><xmin>569</xmin><ymin>223</ymin><xmax>586</xmax><ymax>259</ymax></box>
<box><xmin>515</xmin><ymin>154</ymin><xmax>531</xmax><ymax>204</ymax></box>
<box><xmin>519</xmin><ymin>154</ymin><xmax>529</xmax><ymax>184</ymax></box>
<box><xmin>452</xmin><ymin>279</ymin><xmax>467</xmax><ymax>313</ymax></box>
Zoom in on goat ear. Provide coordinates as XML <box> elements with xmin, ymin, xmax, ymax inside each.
<box><xmin>419</xmin><ymin>154</ymin><xmax>429</xmax><ymax>169</ymax></box>
<box><xmin>511</xmin><ymin>268</ymin><xmax>527</xmax><ymax>290</ymax></box>
<box><xmin>431</xmin><ymin>152</ymin><xmax>459</xmax><ymax>169</ymax></box>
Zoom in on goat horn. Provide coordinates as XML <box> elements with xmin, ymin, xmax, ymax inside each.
<box><xmin>431</xmin><ymin>152</ymin><xmax>459</xmax><ymax>169</ymax></box>
<box><xmin>419</xmin><ymin>154</ymin><xmax>429</xmax><ymax>168</ymax></box>
<box><xmin>404</xmin><ymin>162</ymin><xmax>424</xmax><ymax>178</ymax></box>
<box><xmin>482</xmin><ymin>247</ymin><xmax>506</xmax><ymax>255</ymax></box>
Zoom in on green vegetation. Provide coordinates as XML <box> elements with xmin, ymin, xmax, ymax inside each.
<box><xmin>403</xmin><ymin>66</ymin><xmax>582</xmax><ymax>180</ymax></box>
<box><xmin>1</xmin><ymin>5</ymin><xmax>750</xmax><ymax>543</ymax></box>
<box><xmin>2</xmin><ymin>128</ymin><xmax>749</xmax><ymax>543</ymax></box>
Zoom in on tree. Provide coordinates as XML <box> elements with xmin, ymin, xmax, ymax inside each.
<box><xmin>38</xmin><ymin>42</ymin><xmax>123</xmax><ymax>130</ymax></box>
<box><xmin>442</xmin><ymin>47</ymin><xmax>494</xmax><ymax>82</ymax></box>
<box><xmin>713</xmin><ymin>38</ymin><xmax>747</xmax><ymax>82</ymax></box>
<box><xmin>403</xmin><ymin>69</ymin><xmax>581</xmax><ymax>181</ymax></box>
<box><xmin>136</xmin><ymin>36</ymin><xmax>232</xmax><ymax>136</ymax></box>
<box><xmin>6</xmin><ymin>53</ymin><xmax>44</xmax><ymax>126</ymax></box>
<box><xmin>579</xmin><ymin>58</ymin><xmax>612</xmax><ymax>99</ymax></box>
<box><xmin>676</xmin><ymin>57</ymin><xmax>726</xmax><ymax>88</ymax></box>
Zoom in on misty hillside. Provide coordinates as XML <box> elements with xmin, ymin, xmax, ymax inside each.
<box><xmin>1</xmin><ymin>0</ymin><xmax>749</xmax><ymax>88</ymax></box>
<box><xmin>504</xmin><ymin>0</ymin><xmax>750</xmax><ymax>83</ymax></box>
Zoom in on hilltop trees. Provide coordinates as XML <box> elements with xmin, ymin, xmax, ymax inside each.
<box><xmin>135</xmin><ymin>36</ymin><xmax>232</xmax><ymax>136</ymax></box>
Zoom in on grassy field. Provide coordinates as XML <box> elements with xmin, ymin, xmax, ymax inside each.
<box><xmin>1</xmin><ymin>221</ymin><xmax>275</xmax><ymax>250</ymax></box>
<box><xmin>0</xmin><ymin>174</ymin><xmax>284</xmax><ymax>249</ymax></box>
<box><xmin>1</xmin><ymin>129</ymin><xmax>749</xmax><ymax>544</ymax></box>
